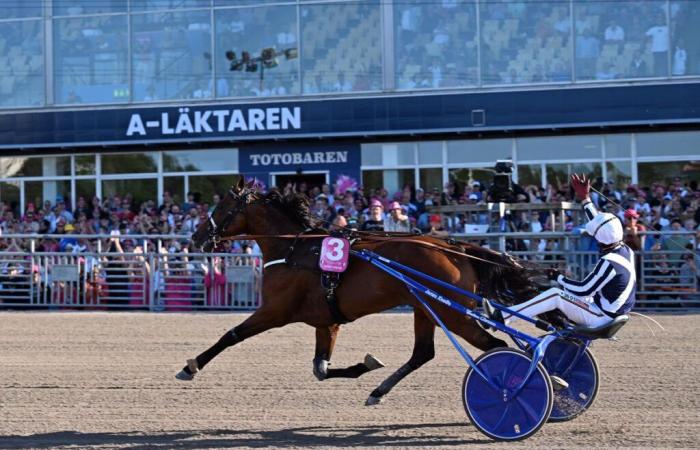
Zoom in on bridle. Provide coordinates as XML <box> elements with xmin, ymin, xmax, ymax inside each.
<box><xmin>205</xmin><ymin>187</ymin><xmax>253</xmax><ymax>248</ymax></box>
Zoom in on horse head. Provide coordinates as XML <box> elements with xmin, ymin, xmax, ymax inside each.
<box><xmin>192</xmin><ymin>176</ymin><xmax>254</xmax><ymax>251</ymax></box>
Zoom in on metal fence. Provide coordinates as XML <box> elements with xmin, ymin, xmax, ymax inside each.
<box><xmin>0</xmin><ymin>231</ymin><xmax>697</xmax><ymax>310</ymax></box>
<box><xmin>0</xmin><ymin>246</ymin><xmax>262</xmax><ymax>310</ymax></box>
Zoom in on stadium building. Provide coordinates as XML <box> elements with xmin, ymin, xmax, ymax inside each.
<box><xmin>1</xmin><ymin>0</ymin><xmax>699</xmax><ymax>211</ymax></box>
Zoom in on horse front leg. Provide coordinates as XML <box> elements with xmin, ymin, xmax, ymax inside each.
<box><xmin>312</xmin><ymin>325</ymin><xmax>385</xmax><ymax>380</ymax></box>
<box><xmin>175</xmin><ymin>307</ymin><xmax>286</xmax><ymax>380</ymax></box>
<box><xmin>366</xmin><ymin>308</ymin><xmax>435</xmax><ymax>405</ymax></box>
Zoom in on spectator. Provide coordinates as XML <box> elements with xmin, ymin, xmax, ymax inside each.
<box><xmin>203</xmin><ymin>256</ymin><xmax>227</xmax><ymax>308</ymax></box>
<box><xmin>629</xmin><ymin>50</ymin><xmax>648</xmax><ymax>77</ymax></box>
<box><xmin>360</xmin><ymin>199</ymin><xmax>384</xmax><ymax>231</ymax></box>
<box><xmin>673</xmin><ymin>38</ymin><xmax>688</xmax><ymax>76</ymax></box>
<box><xmin>623</xmin><ymin>209</ymin><xmax>646</xmax><ymax>251</ymax></box>
<box><xmin>646</xmin><ymin>17</ymin><xmax>670</xmax><ymax>76</ymax></box>
<box><xmin>604</xmin><ymin>20</ymin><xmax>625</xmax><ymax>43</ymax></box>
<box><xmin>384</xmin><ymin>202</ymin><xmax>411</xmax><ymax>232</ymax></box>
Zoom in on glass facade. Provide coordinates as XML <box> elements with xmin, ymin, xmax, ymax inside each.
<box><xmin>360</xmin><ymin>131</ymin><xmax>700</xmax><ymax>194</ymax></box>
<box><xmin>0</xmin><ymin>19</ymin><xmax>43</xmax><ymax>107</ymax></box>
<box><xmin>0</xmin><ymin>149</ymin><xmax>239</xmax><ymax>215</ymax></box>
<box><xmin>1</xmin><ymin>0</ymin><xmax>698</xmax><ymax>109</ymax></box>
<box><xmin>54</xmin><ymin>14</ymin><xmax>128</xmax><ymax>104</ymax></box>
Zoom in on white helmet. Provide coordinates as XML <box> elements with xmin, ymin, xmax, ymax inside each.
<box><xmin>585</xmin><ymin>213</ymin><xmax>623</xmax><ymax>245</ymax></box>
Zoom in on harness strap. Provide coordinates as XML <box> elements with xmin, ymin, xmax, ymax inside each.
<box><xmin>322</xmin><ymin>272</ymin><xmax>350</xmax><ymax>324</ymax></box>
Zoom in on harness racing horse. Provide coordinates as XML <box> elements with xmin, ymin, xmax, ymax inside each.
<box><xmin>177</xmin><ymin>177</ymin><xmax>548</xmax><ymax>405</ymax></box>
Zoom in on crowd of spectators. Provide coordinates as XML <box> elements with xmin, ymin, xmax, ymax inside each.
<box><xmin>0</xmin><ymin>175</ymin><xmax>698</xmax><ymax>307</ymax></box>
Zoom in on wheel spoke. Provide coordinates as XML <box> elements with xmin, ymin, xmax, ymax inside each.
<box><xmin>515</xmin><ymin>390</ymin><xmax>544</xmax><ymax>425</ymax></box>
<box><xmin>491</xmin><ymin>402</ymin><xmax>512</xmax><ymax>431</ymax></box>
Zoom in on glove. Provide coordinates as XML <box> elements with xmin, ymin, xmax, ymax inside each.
<box><xmin>546</xmin><ymin>268</ymin><xmax>561</xmax><ymax>281</ymax></box>
<box><xmin>570</xmin><ymin>173</ymin><xmax>591</xmax><ymax>202</ymax></box>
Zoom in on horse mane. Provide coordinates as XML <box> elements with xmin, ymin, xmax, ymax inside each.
<box><xmin>461</xmin><ymin>243</ymin><xmax>550</xmax><ymax>305</ymax></box>
<box><xmin>256</xmin><ymin>189</ymin><xmax>323</xmax><ymax>230</ymax></box>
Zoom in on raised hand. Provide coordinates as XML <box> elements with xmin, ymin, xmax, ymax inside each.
<box><xmin>570</xmin><ymin>173</ymin><xmax>591</xmax><ymax>202</ymax></box>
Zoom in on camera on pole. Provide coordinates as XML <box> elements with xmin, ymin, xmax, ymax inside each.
<box><xmin>491</xmin><ymin>160</ymin><xmax>514</xmax><ymax>202</ymax></box>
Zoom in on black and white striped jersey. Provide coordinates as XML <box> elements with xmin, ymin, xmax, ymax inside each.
<box><xmin>556</xmin><ymin>199</ymin><xmax>637</xmax><ymax>317</ymax></box>
<box><xmin>556</xmin><ymin>244</ymin><xmax>637</xmax><ymax>317</ymax></box>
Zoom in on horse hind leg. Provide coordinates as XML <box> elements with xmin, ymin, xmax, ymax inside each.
<box><xmin>312</xmin><ymin>325</ymin><xmax>385</xmax><ymax>381</ymax></box>
<box><xmin>175</xmin><ymin>308</ymin><xmax>285</xmax><ymax>381</ymax></box>
<box><xmin>366</xmin><ymin>309</ymin><xmax>435</xmax><ymax>406</ymax></box>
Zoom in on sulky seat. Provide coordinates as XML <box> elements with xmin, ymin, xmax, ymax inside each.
<box><xmin>572</xmin><ymin>315</ymin><xmax>629</xmax><ymax>340</ymax></box>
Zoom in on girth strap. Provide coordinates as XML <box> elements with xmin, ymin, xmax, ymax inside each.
<box><xmin>322</xmin><ymin>272</ymin><xmax>351</xmax><ymax>325</ymax></box>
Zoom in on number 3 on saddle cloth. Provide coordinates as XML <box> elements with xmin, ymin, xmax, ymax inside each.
<box><xmin>319</xmin><ymin>235</ymin><xmax>351</xmax><ymax>324</ymax></box>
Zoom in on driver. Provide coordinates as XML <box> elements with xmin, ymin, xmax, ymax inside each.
<box><xmin>485</xmin><ymin>174</ymin><xmax>636</xmax><ymax>329</ymax></box>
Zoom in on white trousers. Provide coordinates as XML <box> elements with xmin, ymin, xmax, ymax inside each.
<box><xmin>504</xmin><ymin>287</ymin><xmax>612</xmax><ymax>328</ymax></box>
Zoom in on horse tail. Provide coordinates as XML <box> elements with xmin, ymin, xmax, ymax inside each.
<box><xmin>460</xmin><ymin>243</ymin><xmax>549</xmax><ymax>305</ymax></box>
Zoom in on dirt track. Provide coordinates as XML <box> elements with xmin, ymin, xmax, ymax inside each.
<box><xmin>1</xmin><ymin>311</ymin><xmax>699</xmax><ymax>449</ymax></box>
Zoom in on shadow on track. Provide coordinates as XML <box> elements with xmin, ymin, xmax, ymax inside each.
<box><xmin>1</xmin><ymin>422</ymin><xmax>490</xmax><ymax>448</ymax></box>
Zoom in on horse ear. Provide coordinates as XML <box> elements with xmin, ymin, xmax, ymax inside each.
<box><xmin>246</xmin><ymin>178</ymin><xmax>255</xmax><ymax>189</ymax></box>
<box><xmin>235</xmin><ymin>176</ymin><xmax>245</xmax><ymax>192</ymax></box>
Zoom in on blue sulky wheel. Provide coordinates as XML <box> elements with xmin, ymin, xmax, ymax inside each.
<box><xmin>542</xmin><ymin>338</ymin><xmax>600</xmax><ymax>422</ymax></box>
<box><xmin>462</xmin><ymin>348</ymin><xmax>553</xmax><ymax>441</ymax></box>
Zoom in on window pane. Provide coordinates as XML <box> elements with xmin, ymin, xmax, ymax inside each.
<box><xmin>447</xmin><ymin>139</ymin><xmax>512</xmax><ymax>164</ymax></box>
<box><xmin>547</xmin><ymin>162</ymin><xmax>602</xmax><ymax>189</ymax></box>
<box><xmin>189</xmin><ymin>174</ymin><xmax>234</xmax><ymax>207</ymax></box>
<box><xmin>518</xmin><ymin>135</ymin><xmax>601</xmax><ymax>161</ymax></box>
<box><xmin>215</xmin><ymin>5</ymin><xmax>298</xmax><ymax>98</ymax></box>
<box><xmin>0</xmin><ymin>156</ymin><xmax>70</xmax><ymax>178</ymax></box>
<box><xmin>395</xmin><ymin>1</ymin><xmax>477</xmax><ymax>89</ymax></box>
<box><xmin>419</xmin><ymin>168</ymin><xmax>442</xmax><ymax>192</ymax></box>
<box><xmin>449</xmin><ymin>168</ymin><xmax>492</xmax><ymax>196</ymax></box>
<box><xmin>132</xmin><ymin>1</ymin><xmax>210</xmax><ymax>12</ymax></box>
<box><xmin>0</xmin><ymin>1</ymin><xmax>42</xmax><ymax>19</ymax></box>
<box><xmin>0</xmin><ymin>180</ymin><xmax>21</xmax><ymax>215</ymax></box>
<box><xmin>517</xmin><ymin>164</ymin><xmax>543</xmax><ymax>188</ymax></box>
<box><xmin>575</xmin><ymin>1</ymin><xmax>668</xmax><ymax>80</ymax></box>
<box><xmin>0</xmin><ymin>20</ymin><xmax>44</xmax><ymax>108</ymax></box>
<box><xmin>101</xmin><ymin>153</ymin><xmax>158</xmax><ymax>174</ymax></box>
<box><xmin>102</xmin><ymin>178</ymin><xmax>157</xmax><ymax>208</ymax></box>
<box><xmin>54</xmin><ymin>1</ymin><xmax>127</xmax><ymax>16</ymax></box>
<box><xmin>481</xmin><ymin>1</ymin><xmax>572</xmax><ymax>85</ymax></box>
<box><xmin>54</xmin><ymin>15</ymin><xmax>128</xmax><ymax>104</ymax></box>
<box><xmin>362</xmin><ymin>170</ymin><xmax>383</xmax><ymax>192</ymax></box>
<box><xmin>418</xmin><ymin>141</ymin><xmax>442</xmax><ymax>165</ymax></box>
<box><xmin>672</xmin><ymin>1</ymin><xmax>700</xmax><ymax>76</ymax></box>
<box><xmin>604</xmin><ymin>134</ymin><xmax>631</xmax><ymax>158</ymax></box>
<box><xmin>132</xmin><ymin>10</ymin><xmax>212</xmax><ymax>101</ymax></box>
<box><xmin>638</xmin><ymin>160</ymin><xmax>700</xmax><ymax>187</ymax></box>
<box><xmin>606</xmin><ymin>161</ymin><xmax>632</xmax><ymax>186</ymax></box>
<box><xmin>636</xmin><ymin>131</ymin><xmax>700</xmax><ymax>157</ymax></box>
<box><xmin>163</xmin><ymin>149</ymin><xmax>238</xmax><ymax>172</ymax></box>
<box><xmin>25</xmin><ymin>180</ymin><xmax>72</xmax><ymax>211</ymax></box>
<box><xmin>75</xmin><ymin>179</ymin><xmax>96</xmax><ymax>206</ymax></box>
<box><xmin>75</xmin><ymin>154</ymin><xmax>96</xmax><ymax>175</ymax></box>
<box><xmin>164</xmin><ymin>176</ymin><xmax>185</xmax><ymax>206</ymax></box>
<box><xmin>361</xmin><ymin>144</ymin><xmax>383</xmax><ymax>166</ymax></box>
<box><xmin>301</xmin><ymin>1</ymin><xmax>381</xmax><ymax>93</ymax></box>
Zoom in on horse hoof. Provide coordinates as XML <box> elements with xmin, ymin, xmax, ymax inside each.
<box><xmin>364</xmin><ymin>354</ymin><xmax>385</xmax><ymax>371</ymax></box>
<box><xmin>365</xmin><ymin>395</ymin><xmax>383</xmax><ymax>406</ymax></box>
<box><xmin>175</xmin><ymin>370</ymin><xmax>194</xmax><ymax>381</ymax></box>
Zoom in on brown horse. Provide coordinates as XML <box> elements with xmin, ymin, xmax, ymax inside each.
<box><xmin>176</xmin><ymin>177</ymin><xmax>546</xmax><ymax>405</ymax></box>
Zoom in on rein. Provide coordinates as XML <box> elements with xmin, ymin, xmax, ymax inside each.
<box><xmin>218</xmin><ymin>231</ymin><xmax>517</xmax><ymax>269</ymax></box>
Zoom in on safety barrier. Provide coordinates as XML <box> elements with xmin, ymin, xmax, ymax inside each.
<box><xmin>452</xmin><ymin>230</ymin><xmax>699</xmax><ymax>309</ymax></box>
<box><xmin>0</xmin><ymin>247</ymin><xmax>262</xmax><ymax>310</ymax></box>
<box><xmin>0</xmin><ymin>231</ymin><xmax>697</xmax><ymax>310</ymax></box>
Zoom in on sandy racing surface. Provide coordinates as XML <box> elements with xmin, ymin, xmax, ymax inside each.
<box><xmin>1</xmin><ymin>311</ymin><xmax>699</xmax><ymax>449</ymax></box>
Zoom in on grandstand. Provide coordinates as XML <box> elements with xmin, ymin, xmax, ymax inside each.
<box><xmin>0</xmin><ymin>0</ymin><xmax>698</xmax><ymax>220</ymax></box>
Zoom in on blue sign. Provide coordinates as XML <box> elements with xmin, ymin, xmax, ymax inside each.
<box><xmin>0</xmin><ymin>83</ymin><xmax>698</xmax><ymax>149</ymax></box>
<box><xmin>239</xmin><ymin>142</ymin><xmax>361</xmax><ymax>189</ymax></box>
